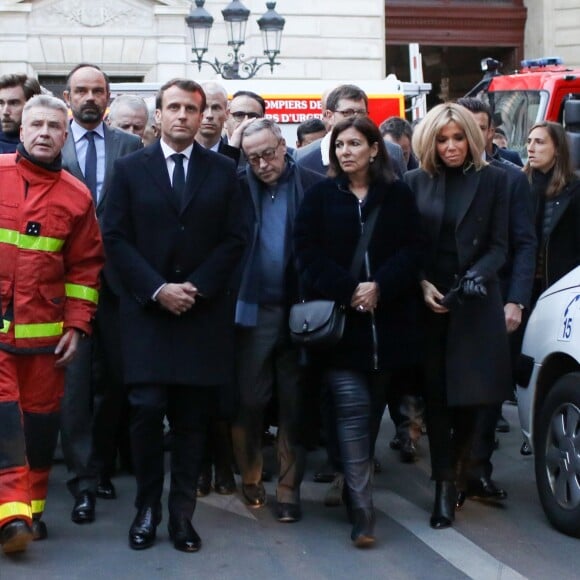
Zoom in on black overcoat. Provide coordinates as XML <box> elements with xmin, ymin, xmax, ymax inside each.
<box><xmin>404</xmin><ymin>165</ymin><xmax>512</xmax><ymax>406</ymax></box>
<box><xmin>293</xmin><ymin>176</ymin><xmax>424</xmax><ymax>372</ymax></box>
<box><xmin>102</xmin><ymin>141</ymin><xmax>248</xmax><ymax>387</ymax></box>
<box><xmin>537</xmin><ymin>178</ymin><xmax>580</xmax><ymax>287</ymax></box>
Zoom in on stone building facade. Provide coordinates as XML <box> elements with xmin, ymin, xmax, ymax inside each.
<box><xmin>0</xmin><ymin>0</ymin><xmax>385</xmax><ymax>89</ymax></box>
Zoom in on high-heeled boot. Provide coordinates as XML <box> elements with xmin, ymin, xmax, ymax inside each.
<box><xmin>430</xmin><ymin>481</ymin><xmax>456</xmax><ymax>529</ymax></box>
<box><xmin>350</xmin><ymin>507</ymin><xmax>376</xmax><ymax>548</ymax></box>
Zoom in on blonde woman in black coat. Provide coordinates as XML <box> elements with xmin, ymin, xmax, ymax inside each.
<box><xmin>404</xmin><ymin>103</ymin><xmax>511</xmax><ymax>529</ymax></box>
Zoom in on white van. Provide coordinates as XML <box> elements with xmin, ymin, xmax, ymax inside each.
<box><xmin>517</xmin><ymin>265</ymin><xmax>580</xmax><ymax>537</ymax></box>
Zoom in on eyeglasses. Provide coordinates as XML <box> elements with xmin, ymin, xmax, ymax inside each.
<box><xmin>246</xmin><ymin>141</ymin><xmax>282</xmax><ymax>167</ymax></box>
<box><xmin>333</xmin><ymin>108</ymin><xmax>367</xmax><ymax>118</ymax></box>
<box><xmin>231</xmin><ymin>111</ymin><xmax>262</xmax><ymax>121</ymax></box>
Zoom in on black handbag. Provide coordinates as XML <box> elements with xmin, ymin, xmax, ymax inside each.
<box><xmin>289</xmin><ymin>205</ymin><xmax>380</xmax><ymax>348</ymax></box>
<box><xmin>288</xmin><ymin>299</ymin><xmax>346</xmax><ymax>347</ymax></box>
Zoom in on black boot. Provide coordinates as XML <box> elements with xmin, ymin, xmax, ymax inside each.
<box><xmin>350</xmin><ymin>508</ymin><xmax>376</xmax><ymax>548</ymax></box>
<box><xmin>430</xmin><ymin>481</ymin><xmax>456</xmax><ymax>529</ymax></box>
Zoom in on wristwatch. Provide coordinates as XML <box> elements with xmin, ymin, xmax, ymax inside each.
<box><xmin>516</xmin><ymin>303</ymin><xmax>525</xmax><ymax>311</ymax></box>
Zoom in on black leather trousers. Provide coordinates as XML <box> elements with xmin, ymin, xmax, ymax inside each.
<box><xmin>323</xmin><ymin>369</ymin><xmax>388</xmax><ymax>509</ymax></box>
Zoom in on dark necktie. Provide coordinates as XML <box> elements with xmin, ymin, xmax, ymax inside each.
<box><xmin>171</xmin><ymin>153</ymin><xmax>186</xmax><ymax>205</ymax></box>
<box><xmin>84</xmin><ymin>131</ymin><xmax>98</xmax><ymax>201</ymax></box>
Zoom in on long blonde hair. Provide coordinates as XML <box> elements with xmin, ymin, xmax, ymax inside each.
<box><xmin>413</xmin><ymin>103</ymin><xmax>487</xmax><ymax>176</ymax></box>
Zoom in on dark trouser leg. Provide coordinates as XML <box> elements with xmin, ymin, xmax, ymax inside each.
<box><xmin>90</xmin><ymin>287</ymin><xmax>127</xmax><ymax>480</ymax></box>
<box><xmin>167</xmin><ymin>387</ymin><xmax>213</xmax><ymax>520</ymax></box>
<box><xmin>369</xmin><ymin>374</ymin><xmax>388</xmax><ymax>459</ymax></box>
<box><xmin>423</xmin><ymin>313</ymin><xmax>455</xmax><ymax>481</ymax></box>
<box><xmin>459</xmin><ymin>403</ymin><xmax>500</xmax><ymax>484</ymax></box>
<box><xmin>274</xmin><ymin>336</ymin><xmax>306</xmax><ymax>504</ymax></box>
<box><xmin>61</xmin><ymin>336</ymin><xmax>96</xmax><ymax>495</ymax></box>
<box><xmin>211</xmin><ymin>420</ymin><xmax>234</xmax><ymax>479</ymax></box>
<box><xmin>324</xmin><ymin>369</ymin><xmax>373</xmax><ymax>510</ymax></box>
<box><xmin>320</xmin><ymin>381</ymin><xmax>342</xmax><ymax>472</ymax></box>
<box><xmin>128</xmin><ymin>385</ymin><xmax>167</xmax><ymax>511</ymax></box>
<box><xmin>232</xmin><ymin>307</ymin><xmax>278</xmax><ymax>486</ymax></box>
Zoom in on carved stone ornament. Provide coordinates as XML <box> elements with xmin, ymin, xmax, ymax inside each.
<box><xmin>40</xmin><ymin>0</ymin><xmax>139</xmax><ymax>28</ymax></box>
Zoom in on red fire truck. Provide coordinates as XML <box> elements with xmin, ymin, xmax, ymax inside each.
<box><xmin>468</xmin><ymin>57</ymin><xmax>580</xmax><ymax>163</ymax></box>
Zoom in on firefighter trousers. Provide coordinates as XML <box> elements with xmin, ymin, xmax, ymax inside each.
<box><xmin>0</xmin><ymin>349</ymin><xmax>64</xmax><ymax>528</ymax></box>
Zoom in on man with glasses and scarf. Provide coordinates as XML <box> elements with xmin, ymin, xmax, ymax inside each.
<box><xmin>233</xmin><ymin>118</ymin><xmax>323</xmax><ymax>522</ymax></box>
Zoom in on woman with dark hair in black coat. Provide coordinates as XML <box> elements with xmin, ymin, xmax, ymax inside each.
<box><xmin>525</xmin><ymin>121</ymin><xmax>580</xmax><ymax>299</ymax></box>
<box><xmin>294</xmin><ymin>116</ymin><xmax>424</xmax><ymax>547</ymax></box>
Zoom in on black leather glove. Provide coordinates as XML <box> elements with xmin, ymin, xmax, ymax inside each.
<box><xmin>440</xmin><ymin>283</ymin><xmax>463</xmax><ymax>309</ymax></box>
<box><xmin>460</xmin><ymin>270</ymin><xmax>487</xmax><ymax>298</ymax></box>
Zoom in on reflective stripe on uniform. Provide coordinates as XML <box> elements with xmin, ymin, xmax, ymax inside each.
<box><xmin>0</xmin><ymin>227</ymin><xmax>65</xmax><ymax>253</ymax></box>
<box><xmin>65</xmin><ymin>283</ymin><xmax>99</xmax><ymax>305</ymax></box>
<box><xmin>0</xmin><ymin>319</ymin><xmax>9</xmax><ymax>333</ymax></box>
<box><xmin>0</xmin><ymin>502</ymin><xmax>32</xmax><ymax>521</ymax></box>
<box><xmin>31</xmin><ymin>500</ymin><xmax>46</xmax><ymax>515</ymax></box>
<box><xmin>14</xmin><ymin>322</ymin><xmax>63</xmax><ymax>339</ymax></box>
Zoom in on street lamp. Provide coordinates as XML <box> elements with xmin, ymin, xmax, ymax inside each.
<box><xmin>186</xmin><ymin>0</ymin><xmax>285</xmax><ymax>80</ymax></box>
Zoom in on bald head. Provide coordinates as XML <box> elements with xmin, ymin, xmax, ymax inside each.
<box><xmin>197</xmin><ymin>82</ymin><xmax>229</xmax><ymax>148</ymax></box>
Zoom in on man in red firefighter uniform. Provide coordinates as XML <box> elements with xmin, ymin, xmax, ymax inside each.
<box><xmin>0</xmin><ymin>94</ymin><xmax>104</xmax><ymax>554</ymax></box>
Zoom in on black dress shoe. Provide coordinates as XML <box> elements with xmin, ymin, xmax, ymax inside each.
<box><xmin>214</xmin><ymin>470</ymin><xmax>236</xmax><ymax>495</ymax></box>
<box><xmin>96</xmin><ymin>478</ymin><xmax>117</xmax><ymax>500</ymax></box>
<box><xmin>276</xmin><ymin>502</ymin><xmax>302</xmax><ymax>523</ymax></box>
<box><xmin>241</xmin><ymin>483</ymin><xmax>266</xmax><ymax>507</ymax></box>
<box><xmin>168</xmin><ymin>517</ymin><xmax>201</xmax><ymax>553</ymax></box>
<box><xmin>0</xmin><ymin>519</ymin><xmax>33</xmax><ymax>554</ymax></box>
<box><xmin>71</xmin><ymin>491</ymin><xmax>96</xmax><ymax>524</ymax></box>
<box><xmin>520</xmin><ymin>440</ymin><xmax>532</xmax><ymax>456</ymax></box>
<box><xmin>455</xmin><ymin>490</ymin><xmax>466</xmax><ymax>510</ymax></box>
<box><xmin>389</xmin><ymin>435</ymin><xmax>402</xmax><ymax>450</ymax></box>
<box><xmin>400</xmin><ymin>439</ymin><xmax>417</xmax><ymax>463</ymax></box>
<box><xmin>129</xmin><ymin>506</ymin><xmax>161</xmax><ymax>550</ymax></box>
<box><xmin>430</xmin><ymin>481</ymin><xmax>456</xmax><ymax>529</ymax></box>
<box><xmin>350</xmin><ymin>508</ymin><xmax>376</xmax><ymax>548</ymax></box>
<box><xmin>32</xmin><ymin>518</ymin><xmax>48</xmax><ymax>541</ymax></box>
<box><xmin>197</xmin><ymin>468</ymin><xmax>212</xmax><ymax>498</ymax></box>
<box><xmin>466</xmin><ymin>477</ymin><xmax>507</xmax><ymax>501</ymax></box>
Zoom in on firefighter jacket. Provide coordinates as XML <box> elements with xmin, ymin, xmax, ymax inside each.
<box><xmin>0</xmin><ymin>149</ymin><xmax>104</xmax><ymax>353</ymax></box>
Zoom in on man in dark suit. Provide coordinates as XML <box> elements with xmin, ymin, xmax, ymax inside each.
<box><xmin>296</xmin><ymin>84</ymin><xmax>407</xmax><ymax>178</ymax></box>
<box><xmin>103</xmin><ymin>78</ymin><xmax>248</xmax><ymax>552</ymax></box>
<box><xmin>61</xmin><ymin>63</ymin><xmax>142</xmax><ymax>524</ymax></box>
